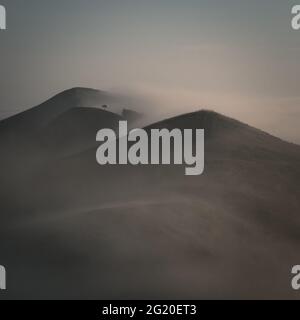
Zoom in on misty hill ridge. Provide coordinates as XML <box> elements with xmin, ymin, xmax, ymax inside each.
<box><xmin>146</xmin><ymin>110</ymin><xmax>300</xmax><ymax>162</ymax></box>
<box><xmin>149</xmin><ymin>109</ymin><xmax>279</xmax><ymax>137</ymax></box>
<box><xmin>38</xmin><ymin>107</ymin><xmax>123</xmax><ymax>156</ymax></box>
<box><xmin>0</xmin><ymin>87</ymin><xmax>299</xmax><ymax>162</ymax></box>
<box><xmin>0</xmin><ymin>87</ymin><xmax>110</xmax><ymax>131</ymax></box>
<box><xmin>1</xmin><ymin>89</ymin><xmax>300</xmax><ymax>300</ymax></box>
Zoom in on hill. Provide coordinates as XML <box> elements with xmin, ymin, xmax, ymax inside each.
<box><xmin>0</xmin><ymin>91</ymin><xmax>299</xmax><ymax>299</ymax></box>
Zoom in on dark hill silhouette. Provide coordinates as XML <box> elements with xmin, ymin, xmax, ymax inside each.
<box><xmin>0</xmin><ymin>87</ymin><xmax>144</xmax><ymax>148</ymax></box>
<box><xmin>0</xmin><ymin>90</ymin><xmax>299</xmax><ymax>299</ymax></box>
<box><xmin>37</xmin><ymin>107</ymin><xmax>123</xmax><ymax>157</ymax></box>
<box><xmin>0</xmin><ymin>88</ymin><xmax>145</xmax><ymax>161</ymax></box>
<box><xmin>0</xmin><ymin>87</ymin><xmax>118</xmax><ymax>156</ymax></box>
<box><xmin>0</xmin><ymin>88</ymin><xmax>111</xmax><ymax>133</ymax></box>
<box><xmin>146</xmin><ymin>110</ymin><xmax>300</xmax><ymax>162</ymax></box>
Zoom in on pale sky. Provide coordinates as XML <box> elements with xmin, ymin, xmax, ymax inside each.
<box><xmin>0</xmin><ymin>0</ymin><xmax>299</xmax><ymax>143</ymax></box>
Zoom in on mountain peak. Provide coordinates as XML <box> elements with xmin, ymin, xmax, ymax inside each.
<box><xmin>0</xmin><ymin>87</ymin><xmax>113</xmax><ymax>133</ymax></box>
<box><xmin>147</xmin><ymin>109</ymin><xmax>245</xmax><ymax>132</ymax></box>
<box><xmin>49</xmin><ymin>87</ymin><xmax>107</xmax><ymax>108</ymax></box>
<box><xmin>145</xmin><ymin>109</ymin><xmax>300</xmax><ymax>161</ymax></box>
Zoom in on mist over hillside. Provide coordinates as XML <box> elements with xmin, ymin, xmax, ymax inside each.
<box><xmin>0</xmin><ymin>88</ymin><xmax>299</xmax><ymax>299</ymax></box>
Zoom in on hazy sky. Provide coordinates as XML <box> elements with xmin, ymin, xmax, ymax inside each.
<box><xmin>0</xmin><ymin>0</ymin><xmax>299</xmax><ymax>143</ymax></box>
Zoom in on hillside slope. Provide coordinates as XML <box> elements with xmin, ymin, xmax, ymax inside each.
<box><xmin>0</xmin><ymin>94</ymin><xmax>299</xmax><ymax>299</ymax></box>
